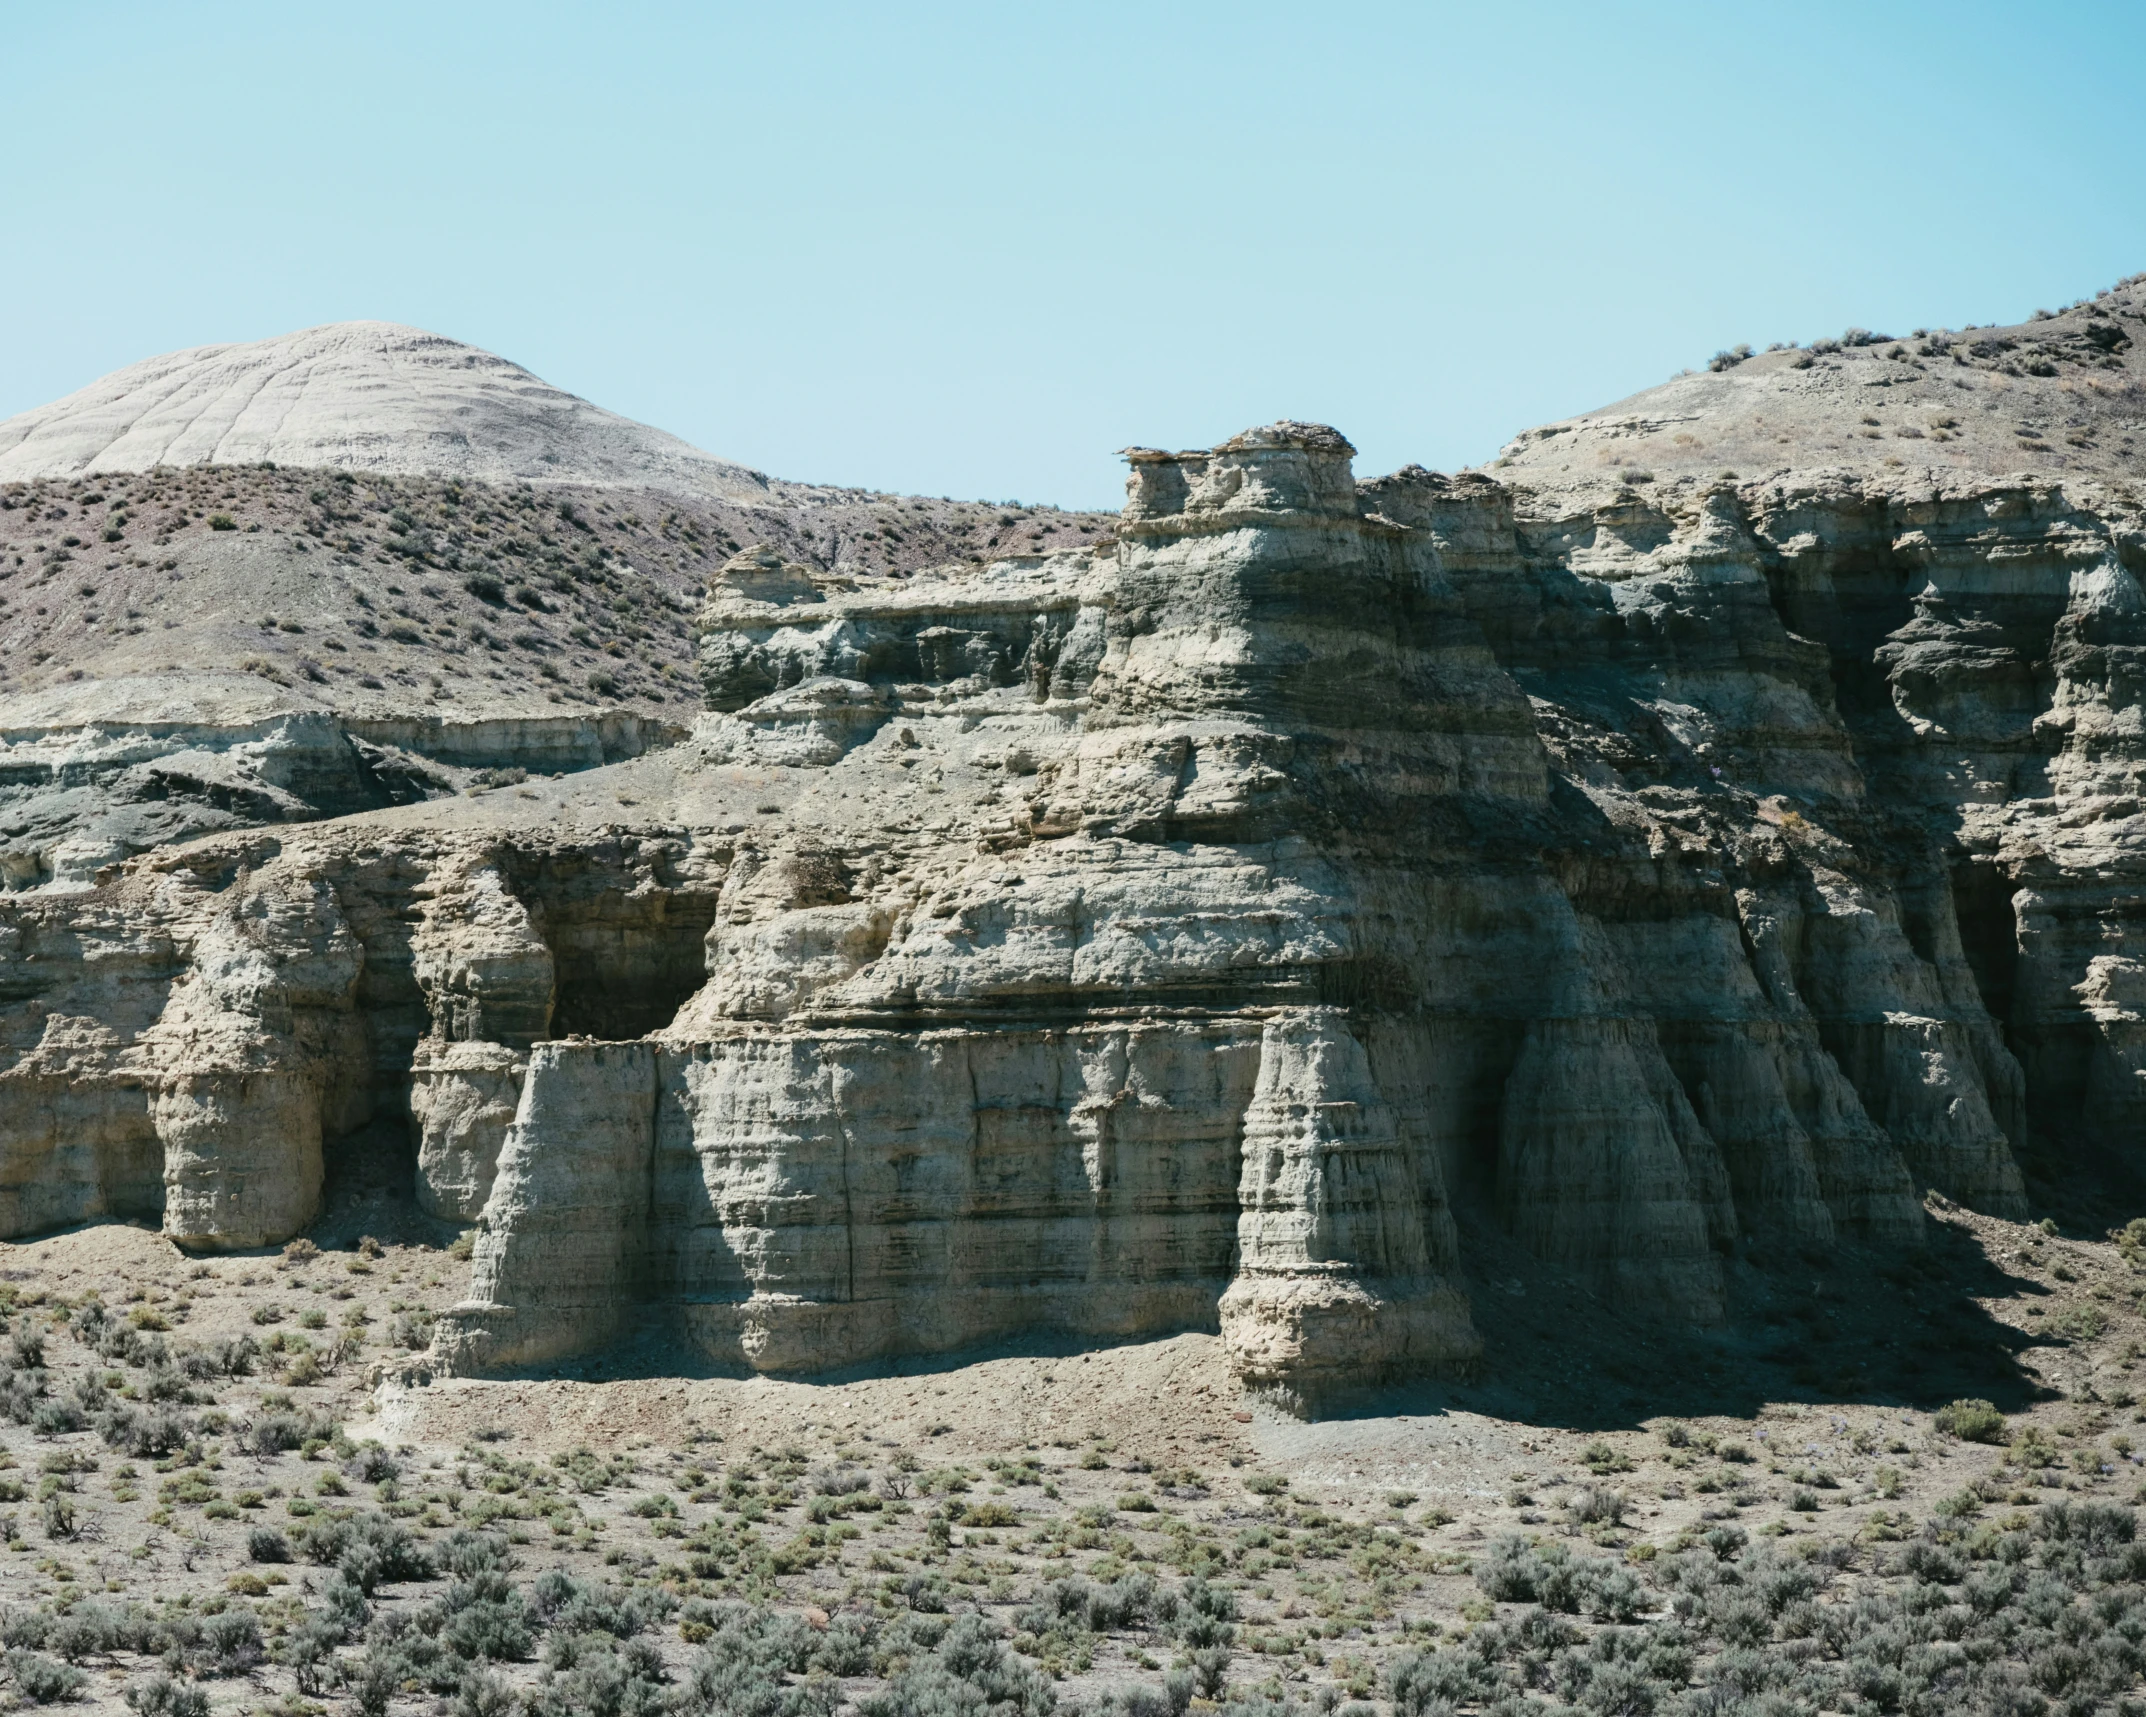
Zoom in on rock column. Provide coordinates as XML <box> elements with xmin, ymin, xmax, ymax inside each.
<box><xmin>1219</xmin><ymin>1009</ymin><xmax>1477</xmax><ymax>1406</ymax></box>
<box><xmin>432</xmin><ymin>1040</ymin><xmax>657</xmax><ymax>1372</ymax></box>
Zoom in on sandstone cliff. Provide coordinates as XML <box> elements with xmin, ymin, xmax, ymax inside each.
<box><xmin>4</xmin><ymin>418</ymin><xmax>2143</xmax><ymax>1410</ymax></box>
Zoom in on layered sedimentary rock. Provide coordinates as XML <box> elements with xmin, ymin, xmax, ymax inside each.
<box><xmin>4</xmin><ymin>420</ymin><xmax>2146</xmax><ymax>1407</ymax></box>
<box><xmin>0</xmin><ymin>701</ymin><xmax>685</xmax><ymax>890</ymax></box>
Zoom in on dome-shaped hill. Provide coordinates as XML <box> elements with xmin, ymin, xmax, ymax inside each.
<box><xmin>0</xmin><ymin>321</ymin><xmax>775</xmax><ymax>501</ymax></box>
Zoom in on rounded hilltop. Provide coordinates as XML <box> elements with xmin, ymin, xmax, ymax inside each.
<box><xmin>0</xmin><ymin>320</ymin><xmax>775</xmax><ymax>501</ymax></box>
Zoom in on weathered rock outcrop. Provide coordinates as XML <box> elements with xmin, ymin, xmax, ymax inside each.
<box><xmin>4</xmin><ymin>420</ymin><xmax>2144</xmax><ymax>1408</ymax></box>
<box><xmin>0</xmin><ymin>703</ymin><xmax>684</xmax><ymax>890</ymax></box>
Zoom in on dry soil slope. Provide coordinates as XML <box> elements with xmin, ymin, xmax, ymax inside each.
<box><xmin>1493</xmin><ymin>275</ymin><xmax>2146</xmax><ymax>507</ymax></box>
<box><xmin>0</xmin><ymin>324</ymin><xmax>1117</xmax><ymax>717</ymax></box>
<box><xmin>0</xmin><ymin>461</ymin><xmax>1113</xmax><ymax>718</ymax></box>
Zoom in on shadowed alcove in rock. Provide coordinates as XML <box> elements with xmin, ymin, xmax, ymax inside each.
<box><xmin>497</xmin><ymin>851</ymin><xmax>721</xmax><ymax>1042</ymax></box>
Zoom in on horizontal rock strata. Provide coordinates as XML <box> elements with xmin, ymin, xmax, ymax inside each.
<box><xmin>0</xmin><ymin>706</ymin><xmax>684</xmax><ymax>889</ymax></box>
<box><xmin>3</xmin><ymin>422</ymin><xmax>2143</xmax><ymax>1407</ymax></box>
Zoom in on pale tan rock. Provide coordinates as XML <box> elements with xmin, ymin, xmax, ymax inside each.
<box><xmin>410</xmin><ymin>857</ymin><xmax>555</xmax><ymax>1049</ymax></box>
<box><xmin>433</xmin><ymin>1040</ymin><xmax>659</xmax><ymax>1372</ymax></box>
<box><xmin>410</xmin><ymin>1040</ymin><xmax>525</xmax><ymax>1222</ymax></box>
<box><xmin>653</xmin><ymin>1022</ymin><xmax>1259</xmax><ymax>1374</ymax></box>
<box><xmin>0</xmin><ymin>1049</ymin><xmax>161</xmax><ymax>1239</ymax></box>
<box><xmin>156</xmin><ymin>1069</ymin><xmax>323</xmax><ymax>1250</ymax></box>
<box><xmin>12</xmin><ymin>413</ymin><xmax>2143</xmax><ymax>1413</ymax></box>
<box><xmin>137</xmin><ymin>865</ymin><xmax>364</xmax><ymax>1248</ymax></box>
<box><xmin>1219</xmin><ymin>1010</ymin><xmax>1478</xmax><ymax>1404</ymax></box>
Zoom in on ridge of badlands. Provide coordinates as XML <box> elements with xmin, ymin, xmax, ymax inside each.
<box><xmin>0</xmin><ymin>375</ymin><xmax>2141</xmax><ymax>1409</ymax></box>
<box><xmin>0</xmin><ymin>329</ymin><xmax>1111</xmax><ymax>887</ymax></box>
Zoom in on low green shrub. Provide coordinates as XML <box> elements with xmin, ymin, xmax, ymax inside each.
<box><xmin>1934</xmin><ymin>1397</ymin><xmax>2008</xmax><ymax>1443</ymax></box>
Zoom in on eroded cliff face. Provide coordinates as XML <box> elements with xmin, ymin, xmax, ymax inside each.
<box><xmin>0</xmin><ymin>703</ymin><xmax>686</xmax><ymax>891</ymax></box>
<box><xmin>4</xmin><ymin>425</ymin><xmax>2143</xmax><ymax>1409</ymax></box>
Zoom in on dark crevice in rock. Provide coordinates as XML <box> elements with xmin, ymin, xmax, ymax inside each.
<box><xmin>494</xmin><ymin>848</ymin><xmax>718</xmax><ymax>1042</ymax></box>
<box><xmin>1951</xmin><ymin>860</ymin><xmax>2023</xmax><ymax>1037</ymax></box>
<box><xmin>322</xmin><ymin>1114</ymin><xmax>417</xmax><ymax>1207</ymax></box>
<box><xmin>543</xmin><ymin>894</ymin><xmax>717</xmax><ymax>1040</ymax></box>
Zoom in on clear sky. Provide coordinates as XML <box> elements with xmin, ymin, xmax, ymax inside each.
<box><xmin>3</xmin><ymin>1</ymin><xmax>2142</xmax><ymax>510</ymax></box>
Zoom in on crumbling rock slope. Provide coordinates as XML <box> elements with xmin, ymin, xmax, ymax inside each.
<box><xmin>7</xmin><ymin>413</ymin><xmax>2142</xmax><ymax>1412</ymax></box>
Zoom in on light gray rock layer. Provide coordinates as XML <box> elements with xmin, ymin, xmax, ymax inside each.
<box><xmin>6</xmin><ymin>421</ymin><xmax>2144</xmax><ymax>1408</ymax></box>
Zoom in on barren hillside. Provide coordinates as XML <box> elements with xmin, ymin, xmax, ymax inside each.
<box><xmin>0</xmin><ymin>336</ymin><xmax>1111</xmax><ymax>883</ymax></box>
<box><xmin>1493</xmin><ymin>275</ymin><xmax>2146</xmax><ymax>506</ymax></box>
<box><xmin>0</xmin><ymin>466</ymin><xmax>1111</xmax><ymax>718</ymax></box>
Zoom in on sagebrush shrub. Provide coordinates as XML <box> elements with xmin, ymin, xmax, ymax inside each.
<box><xmin>298</xmin><ymin>1511</ymin><xmax>434</xmax><ymax>1594</ymax></box>
<box><xmin>9</xmin><ymin>1318</ymin><xmax>45</xmax><ymax>1371</ymax></box>
<box><xmin>241</xmin><ymin>1407</ymin><xmax>334</xmax><ymax>1457</ymax></box>
<box><xmin>123</xmin><ymin>1672</ymin><xmax>208</xmax><ymax>1717</ymax></box>
<box><xmin>8</xmin><ymin>1648</ymin><xmax>86</xmax><ymax>1704</ymax></box>
<box><xmin>191</xmin><ymin>1609</ymin><xmax>262</xmax><ymax>1677</ymax></box>
<box><xmin>1934</xmin><ymin>1397</ymin><xmax>2007</xmax><ymax>1443</ymax></box>
<box><xmin>27</xmin><ymin>1400</ymin><xmax>83</xmax><ymax>1438</ymax></box>
<box><xmin>247</xmin><ymin>1525</ymin><xmax>291</xmax><ymax>1563</ymax></box>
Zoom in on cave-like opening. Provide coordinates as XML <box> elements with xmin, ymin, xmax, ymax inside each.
<box><xmin>1950</xmin><ymin>861</ymin><xmax>2021</xmax><ymax>1040</ymax></box>
<box><xmin>546</xmin><ymin>894</ymin><xmax>720</xmax><ymax>1040</ymax></box>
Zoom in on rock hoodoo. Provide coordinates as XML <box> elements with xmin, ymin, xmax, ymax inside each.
<box><xmin>2</xmin><ymin>416</ymin><xmax>2141</xmax><ymax>1409</ymax></box>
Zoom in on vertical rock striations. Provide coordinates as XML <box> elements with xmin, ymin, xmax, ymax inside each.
<box><xmin>1219</xmin><ymin>1010</ymin><xmax>1472</xmax><ymax>1406</ymax></box>
<box><xmin>3</xmin><ymin>425</ymin><xmax>2140</xmax><ymax>1410</ymax></box>
<box><xmin>407</xmin><ymin>855</ymin><xmax>554</xmax><ymax>1221</ymax></box>
<box><xmin>432</xmin><ymin>1040</ymin><xmax>658</xmax><ymax>1373</ymax></box>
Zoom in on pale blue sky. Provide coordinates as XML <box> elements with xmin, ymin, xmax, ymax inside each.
<box><xmin>4</xmin><ymin>1</ymin><xmax>2141</xmax><ymax>509</ymax></box>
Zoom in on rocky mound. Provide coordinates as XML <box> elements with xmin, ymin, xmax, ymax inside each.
<box><xmin>1495</xmin><ymin>276</ymin><xmax>2146</xmax><ymax>506</ymax></box>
